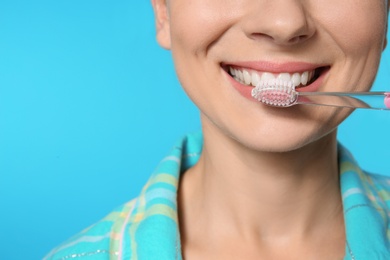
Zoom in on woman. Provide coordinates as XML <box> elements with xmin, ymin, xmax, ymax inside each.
<box><xmin>45</xmin><ymin>0</ymin><xmax>390</xmax><ymax>259</ymax></box>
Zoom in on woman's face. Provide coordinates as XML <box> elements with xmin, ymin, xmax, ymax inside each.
<box><xmin>152</xmin><ymin>0</ymin><xmax>388</xmax><ymax>152</ymax></box>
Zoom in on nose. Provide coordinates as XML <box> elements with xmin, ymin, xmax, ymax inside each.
<box><xmin>243</xmin><ymin>0</ymin><xmax>315</xmax><ymax>46</ymax></box>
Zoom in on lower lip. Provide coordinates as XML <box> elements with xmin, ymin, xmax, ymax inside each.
<box><xmin>226</xmin><ymin>68</ymin><xmax>329</xmax><ymax>102</ymax></box>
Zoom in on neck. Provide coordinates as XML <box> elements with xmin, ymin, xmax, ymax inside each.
<box><xmin>179</xmin><ymin>118</ymin><xmax>344</xmax><ymax>252</ymax></box>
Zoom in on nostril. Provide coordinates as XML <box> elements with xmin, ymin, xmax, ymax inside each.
<box><xmin>289</xmin><ymin>35</ymin><xmax>307</xmax><ymax>44</ymax></box>
<box><xmin>250</xmin><ymin>29</ymin><xmax>313</xmax><ymax>46</ymax></box>
<box><xmin>250</xmin><ymin>32</ymin><xmax>275</xmax><ymax>42</ymax></box>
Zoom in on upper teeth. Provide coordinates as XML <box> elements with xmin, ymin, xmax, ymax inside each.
<box><xmin>229</xmin><ymin>67</ymin><xmax>315</xmax><ymax>87</ymax></box>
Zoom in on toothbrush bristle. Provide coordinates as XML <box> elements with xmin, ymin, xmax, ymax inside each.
<box><xmin>251</xmin><ymin>79</ymin><xmax>297</xmax><ymax>107</ymax></box>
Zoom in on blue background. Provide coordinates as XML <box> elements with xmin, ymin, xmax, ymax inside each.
<box><xmin>0</xmin><ymin>1</ymin><xmax>389</xmax><ymax>259</ymax></box>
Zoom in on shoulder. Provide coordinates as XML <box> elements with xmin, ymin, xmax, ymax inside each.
<box><xmin>364</xmin><ymin>172</ymin><xmax>390</xmax><ymax>212</ymax></box>
<box><xmin>338</xmin><ymin>143</ymin><xmax>390</xmax><ymax>207</ymax></box>
<box><xmin>44</xmin><ymin>132</ymin><xmax>201</xmax><ymax>260</ymax></box>
<box><xmin>364</xmin><ymin>171</ymin><xmax>390</xmax><ymax>204</ymax></box>
<box><xmin>366</xmin><ymin>171</ymin><xmax>390</xmax><ymax>186</ymax></box>
<box><xmin>44</xmin><ymin>199</ymin><xmax>138</xmax><ymax>260</ymax></box>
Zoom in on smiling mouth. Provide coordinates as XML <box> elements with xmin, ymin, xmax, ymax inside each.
<box><xmin>225</xmin><ymin>65</ymin><xmax>328</xmax><ymax>89</ymax></box>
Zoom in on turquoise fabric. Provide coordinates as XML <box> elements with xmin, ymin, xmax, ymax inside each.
<box><xmin>45</xmin><ymin>132</ymin><xmax>390</xmax><ymax>259</ymax></box>
<box><xmin>339</xmin><ymin>147</ymin><xmax>390</xmax><ymax>259</ymax></box>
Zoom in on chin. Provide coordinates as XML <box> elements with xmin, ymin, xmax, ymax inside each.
<box><xmin>240</xmin><ymin>132</ymin><xmax>334</xmax><ymax>154</ymax></box>
<box><xmin>213</xmin><ymin>118</ymin><xmax>339</xmax><ymax>154</ymax></box>
<box><xmin>235</xmin><ymin>134</ymin><xmax>315</xmax><ymax>153</ymax></box>
<box><xmin>200</xmin><ymin>97</ymin><xmax>348</xmax><ymax>154</ymax></box>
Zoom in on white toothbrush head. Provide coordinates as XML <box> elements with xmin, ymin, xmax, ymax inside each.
<box><xmin>251</xmin><ymin>79</ymin><xmax>298</xmax><ymax>107</ymax></box>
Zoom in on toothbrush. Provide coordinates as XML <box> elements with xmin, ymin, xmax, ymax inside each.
<box><xmin>251</xmin><ymin>79</ymin><xmax>390</xmax><ymax>110</ymax></box>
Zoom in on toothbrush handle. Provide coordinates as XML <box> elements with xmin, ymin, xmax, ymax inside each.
<box><xmin>297</xmin><ymin>92</ymin><xmax>390</xmax><ymax>110</ymax></box>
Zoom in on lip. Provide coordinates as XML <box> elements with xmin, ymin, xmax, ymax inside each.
<box><xmin>222</xmin><ymin>61</ymin><xmax>330</xmax><ymax>101</ymax></box>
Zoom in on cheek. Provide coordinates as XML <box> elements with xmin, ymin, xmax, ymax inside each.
<box><xmin>315</xmin><ymin>1</ymin><xmax>387</xmax><ymax>55</ymax></box>
<box><xmin>169</xmin><ymin>1</ymin><xmax>244</xmax><ymax>54</ymax></box>
<box><xmin>168</xmin><ymin>2</ymin><xmax>244</xmax><ymax>107</ymax></box>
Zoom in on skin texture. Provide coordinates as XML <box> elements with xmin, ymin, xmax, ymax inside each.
<box><xmin>151</xmin><ymin>0</ymin><xmax>388</xmax><ymax>259</ymax></box>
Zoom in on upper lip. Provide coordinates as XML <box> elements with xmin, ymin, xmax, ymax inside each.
<box><xmin>222</xmin><ymin>61</ymin><xmax>327</xmax><ymax>73</ymax></box>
